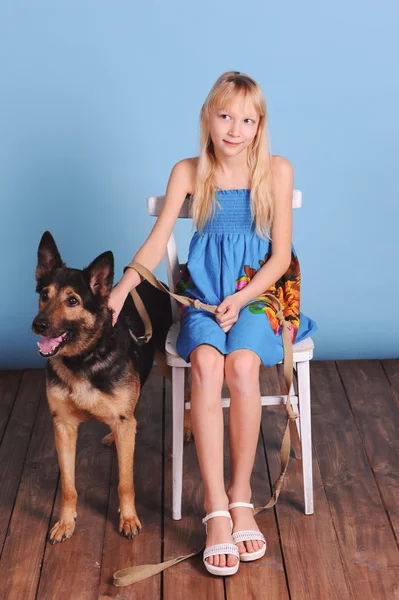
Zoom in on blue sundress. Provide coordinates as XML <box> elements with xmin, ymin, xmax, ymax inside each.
<box><xmin>176</xmin><ymin>188</ymin><xmax>318</xmax><ymax>366</ymax></box>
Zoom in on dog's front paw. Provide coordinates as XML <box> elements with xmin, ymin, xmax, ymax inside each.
<box><xmin>49</xmin><ymin>517</ymin><xmax>76</xmax><ymax>544</ymax></box>
<box><xmin>102</xmin><ymin>432</ymin><xmax>115</xmax><ymax>446</ymax></box>
<box><xmin>119</xmin><ymin>514</ymin><xmax>142</xmax><ymax>539</ymax></box>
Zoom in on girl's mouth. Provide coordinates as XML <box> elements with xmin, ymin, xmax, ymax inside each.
<box><xmin>223</xmin><ymin>140</ymin><xmax>242</xmax><ymax>146</ymax></box>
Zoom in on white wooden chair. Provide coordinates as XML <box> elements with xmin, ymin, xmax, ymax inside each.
<box><xmin>147</xmin><ymin>190</ymin><xmax>314</xmax><ymax>520</ymax></box>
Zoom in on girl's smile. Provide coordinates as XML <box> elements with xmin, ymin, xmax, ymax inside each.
<box><xmin>223</xmin><ymin>139</ymin><xmax>243</xmax><ymax>147</ymax></box>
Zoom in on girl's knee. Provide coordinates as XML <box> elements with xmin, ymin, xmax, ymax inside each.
<box><xmin>190</xmin><ymin>345</ymin><xmax>224</xmax><ymax>383</ymax></box>
<box><xmin>225</xmin><ymin>350</ymin><xmax>261</xmax><ymax>392</ymax></box>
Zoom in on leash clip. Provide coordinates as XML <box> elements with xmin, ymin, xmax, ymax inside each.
<box><xmin>128</xmin><ymin>329</ymin><xmax>150</xmax><ymax>346</ymax></box>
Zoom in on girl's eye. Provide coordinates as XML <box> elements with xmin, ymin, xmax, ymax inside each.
<box><xmin>245</xmin><ymin>119</ymin><xmax>254</xmax><ymax>124</ymax></box>
<box><xmin>41</xmin><ymin>290</ymin><xmax>48</xmax><ymax>301</ymax></box>
<box><xmin>67</xmin><ymin>296</ymin><xmax>79</xmax><ymax>307</ymax></box>
<box><xmin>220</xmin><ymin>114</ymin><xmax>231</xmax><ymax>120</ymax></box>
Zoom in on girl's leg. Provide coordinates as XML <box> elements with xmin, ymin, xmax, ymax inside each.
<box><xmin>190</xmin><ymin>344</ymin><xmax>238</xmax><ymax>569</ymax></box>
<box><xmin>224</xmin><ymin>349</ymin><xmax>264</xmax><ymax>555</ymax></box>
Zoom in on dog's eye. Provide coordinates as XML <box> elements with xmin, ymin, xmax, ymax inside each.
<box><xmin>67</xmin><ymin>296</ymin><xmax>79</xmax><ymax>307</ymax></box>
<box><xmin>40</xmin><ymin>290</ymin><xmax>48</xmax><ymax>301</ymax></box>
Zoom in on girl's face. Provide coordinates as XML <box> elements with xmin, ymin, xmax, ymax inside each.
<box><xmin>209</xmin><ymin>92</ymin><xmax>260</xmax><ymax>159</ymax></box>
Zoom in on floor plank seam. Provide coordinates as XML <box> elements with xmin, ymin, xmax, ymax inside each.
<box><xmin>223</xmin><ymin>574</ymin><xmax>227</xmax><ymax>599</ymax></box>
<box><xmin>34</xmin><ymin>468</ymin><xmax>61</xmax><ymax>600</ymax></box>
<box><xmin>380</xmin><ymin>360</ymin><xmax>399</xmax><ymax>408</ymax></box>
<box><xmin>334</xmin><ymin>361</ymin><xmax>399</xmax><ymax>550</ymax></box>
<box><xmin>97</xmin><ymin>450</ymin><xmax>115</xmax><ymax>600</ymax></box>
<box><xmin>161</xmin><ymin>376</ymin><xmax>166</xmax><ymax>600</ymax></box>
<box><xmin>259</xmin><ymin>423</ymin><xmax>292</xmax><ymax>600</ymax></box>
<box><xmin>0</xmin><ymin>382</ymin><xmax>44</xmax><ymax>561</ymax></box>
<box><xmin>312</xmin><ymin>437</ymin><xmax>354</xmax><ymax>598</ymax></box>
<box><xmin>0</xmin><ymin>372</ymin><xmax>23</xmax><ymax>450</ymax></box>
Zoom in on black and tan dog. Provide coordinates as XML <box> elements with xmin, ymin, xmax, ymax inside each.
<box><xmin>32</xmin><ymin>231</ymin><xmax>173</xmax><ymax>543</ymax></box>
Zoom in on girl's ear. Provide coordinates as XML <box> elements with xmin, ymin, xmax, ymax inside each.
<box><xmin>84</xmin><ymin>251</ymin><xmax>114</xmax><ymax>297</ymax></box>
<box><xmin>36</xmin><ymin>231</ymin><xmax>65</xmax><ymax>280</ymax></box>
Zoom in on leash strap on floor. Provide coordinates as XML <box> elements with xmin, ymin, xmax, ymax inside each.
<box><xmin>115</xmin><ymin>261</ymin><xmax>298</xmax><ymax>587</ymax></box>
<box><xmin>113</xmin><ymin>547</ymin><xmax>204</xmax><ymax>587</ymax></box>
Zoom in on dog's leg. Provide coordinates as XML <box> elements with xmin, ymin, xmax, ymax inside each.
<box><xmin>184</xmin><ymin>370</ymin><xmax>194</xmax><ymax>442</ymax></box>
<box><xmin>184</xmin><ymin>377</ymin><xmax>194</xmax><ymax>442</ymax></box>
<box><xmin>154</xmin><ymin>350</ymin><xmax>171</xmax><ymax>381</ymax></box>
<box><xmin>49</xmin><ymin>417</ymin><xmax>79</xmax><ymax>543</ymax></box>
<box><xmin>112</xmin><ymin>417</ymin><xmax>142</xmax><ymax>539</ymax></box>
<box><xmin>156</xmin><ymin>350</ymin><xmax>194</xmax><ymax>442</ymax></box>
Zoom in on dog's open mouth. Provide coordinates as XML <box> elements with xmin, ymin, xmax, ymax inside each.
<box><xmin>37</xmin><ymin>332</ymin><xmax>69</xmax><ymax>357</ymax></box>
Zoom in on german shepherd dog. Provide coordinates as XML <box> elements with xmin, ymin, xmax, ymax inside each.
<box><xmin>32</xmin><ymin>231</ymin><xmax>173</xmax><ymax>543</ymax></box>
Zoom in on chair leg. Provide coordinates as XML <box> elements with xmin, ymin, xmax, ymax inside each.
<box><xmin>297</xmin><ymin>360</ymin><xmax>314</xmax><ymax>515</ymax></box>
<box><xmin>292</xmin><ymin>364</ymin><xmax>301</xmax><ymax>441</ymax></box>
<box><xmin>172</xmin><ymin>366</ymin><xmax>185</xmax><ymax>520</ymax></box>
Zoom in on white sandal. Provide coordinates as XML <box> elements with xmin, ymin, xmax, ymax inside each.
<box><xmin>228</xmin><ymin>502</ymin><xmax>267</xmax><ymax>562</ymax></box>
<box><xmin>202</xmin><ymin>510</ymin><xmax>240</xmax><ymax>576</ymax></box>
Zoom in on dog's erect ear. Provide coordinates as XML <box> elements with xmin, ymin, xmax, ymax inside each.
<box><xmin>36</xmin><ymin>231</ymin><xmax>65</xmax><ymax>280</ymax></box>
<box><xmin>85</xmin><ymin>251</ymin><xmax>114</xmax><ymax>297</ymax></box>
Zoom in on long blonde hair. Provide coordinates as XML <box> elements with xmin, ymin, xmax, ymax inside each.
<box><xmin>191</xmin><ymin>71</ymin><xmax>274</xmax><ymax>239</ymax></box>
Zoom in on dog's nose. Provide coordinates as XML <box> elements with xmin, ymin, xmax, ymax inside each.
<box><xmin>33</xmin><ymin>318</ymin><xmax>50</xmax><ymax>335</ymax></box>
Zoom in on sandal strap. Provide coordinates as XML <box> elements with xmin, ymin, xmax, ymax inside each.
<box><xmin>232</xmin><ymin>530</ymin><xmax>266</xmax><ymax>544</ymax></box>
<box><xmin>202</xmin><ymin>510</ymin><xmax>231</xmax><ymax>525</ymax></box>
<box><xmin>203</xmin><ymin>543</ymin><xmax>239</xmax><ymax>560</ymax></box>
<box><xmin>228</xmin><ymin>502</ymin><xmax>254</xmax><ymax>510</ymax></box>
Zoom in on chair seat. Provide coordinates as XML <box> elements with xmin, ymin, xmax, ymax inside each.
<box><xmin>165</xmin><ymin>322</ymin><xmax>314</xmax><ymax>366</ymax></box>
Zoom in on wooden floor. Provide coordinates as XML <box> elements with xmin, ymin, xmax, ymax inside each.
<box><xmin>0</xmin><ymin>361</ymin><xmax>398</xmax><ymax>600</ymax></box>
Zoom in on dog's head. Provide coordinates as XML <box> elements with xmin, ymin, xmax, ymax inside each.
<box><xmin>32</xmin><ymin>231</ymin><xmax>114</xmax><ymax>358</ymax></box>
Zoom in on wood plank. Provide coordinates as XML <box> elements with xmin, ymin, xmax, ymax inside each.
<box><xmin>0</xmin><ymin>371</ymin><xmax>23</xmax><ymax>444</ymax></box>
<box><xmin>0</xmin><ymin>372</ymin><xmax>59</xmax><ymax>599</ymax></box>
<box><xmin>225</xmin><ymin>369</ymin><xmax>289</xmax><ymax>600</ymax></box>
<box><xmin>312</xmin><ymin>361</ymin><xmax>399</xmax><ymax>599</ymax></box>
<box><xmin>260</xmin><ymin>365</ymin><xmax>351</xmax><ymax>600</ymax></box>
<box><xmin>382</xmin><ymin>358</ymin><xmax>399</xmax><ymax>402</ymax></box>
<box><xmin>99</xmin><ymin>366</ymin><xmax>164</xmax><ymax>599</ymax></box>
<box><xmin>162</xmin><ymin>376</ymin><xmax>224</xmax><ymax>600</ymax></box>
<box><xmin>36</xmin><ymin>419</ymin><xmax>113</xmax><ymax>599</ymax></box>
<box><xmin>0</xmin><ymin>370</ymin><xmax>43</xmax><ymax>556</ymax></box>
<box><xmin>337</xmin><ymin>360</ymin><xmax>399</xmax><ymax>544</ymax></box>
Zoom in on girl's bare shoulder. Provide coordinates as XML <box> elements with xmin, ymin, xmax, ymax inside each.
<box><xmin>171</xmin><ymin>157</ymin><xmax>199</xmax><ymax>194</ymax></box>
<box><xmin>271</xmin><ymin>155</ymin><xmax>293</xmax><ymax>178</ymax></box>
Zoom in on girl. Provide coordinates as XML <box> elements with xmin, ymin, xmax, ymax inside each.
<box><xmin>109</xmin><ymin>71</ymin><xmax>317</xmax><ymax>577</ymax></box>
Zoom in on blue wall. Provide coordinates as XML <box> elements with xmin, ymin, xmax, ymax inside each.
<box><xmin>1</xmin><ymin>0</ymin><xmax>398</xmax><ymax>368</ymax></box>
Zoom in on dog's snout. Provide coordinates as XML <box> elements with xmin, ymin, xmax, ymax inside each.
<box><xmin>33</xmin><ymin>318</ymin><xmax>50</xmax><ymax>335</ymax></box>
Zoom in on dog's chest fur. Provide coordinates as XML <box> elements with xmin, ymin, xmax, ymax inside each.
<box><xmin>47</xmin><ymin>357</ymin><xmax>139</xmax><ymax>422</ymax></box>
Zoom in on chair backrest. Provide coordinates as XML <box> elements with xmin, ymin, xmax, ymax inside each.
<box><xmin>147</xmin><ymin>190</ymin><xmax>302</xmax><ymax>322</ymax></box>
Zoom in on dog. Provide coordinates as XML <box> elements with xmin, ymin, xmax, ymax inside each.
<box><xmin>32</xmin><ymin>231</ymin><xmax>174</xmax><ymax>543</ymax></box>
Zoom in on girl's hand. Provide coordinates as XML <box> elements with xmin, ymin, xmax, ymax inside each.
<box><xmin>108</xmin><ymin>283</ymin><xmax>129</xmax><ymax>326</ymax></box>
<box><xmin>216</xmin><ymin>294</ymin><xmax>244</xmax><ymax>333</ymax></box>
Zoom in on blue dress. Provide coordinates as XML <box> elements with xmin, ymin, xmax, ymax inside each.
<box><xmin>176</xmin><ymin>189</ymin><xmax>318</xmax><ymax>366</ymax></box>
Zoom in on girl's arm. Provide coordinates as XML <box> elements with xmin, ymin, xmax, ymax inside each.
<box><xmin>109</xmin><ymin>159</ymin><xmax>194</xmax><ymax>323</ymax></box>
<box><xmin>236</xmin><ymin>156</ymin><xmax>294</xmax><ymax>304</ymax></box>
<box><xmin>216</xmin><ymin>157</ymin><xmax>293</xmax><ymax>331</ymax></box>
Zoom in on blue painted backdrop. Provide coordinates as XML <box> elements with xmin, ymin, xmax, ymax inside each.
<box><xmin>1</xmin><ymin>0</ymin><xmax>398</xmax><ymax>368</ymax></box>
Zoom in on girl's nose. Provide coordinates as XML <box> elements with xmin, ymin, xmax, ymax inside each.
<box><xmin>228</xmin><ymin>122</ymin><xmax>240</xmax><ymax>137</ymax></box>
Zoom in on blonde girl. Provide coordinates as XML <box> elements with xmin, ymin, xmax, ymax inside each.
<box><xmin>109</xmin><ymin>71</ymin><xmax>317</xmax><ymax>577</ymax></box>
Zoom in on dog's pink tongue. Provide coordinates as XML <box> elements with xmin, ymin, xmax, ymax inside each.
<box><xmin>38</xmin><ymin>336</ymin><xmax>63</xmax><ymax>353</ymax></box>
